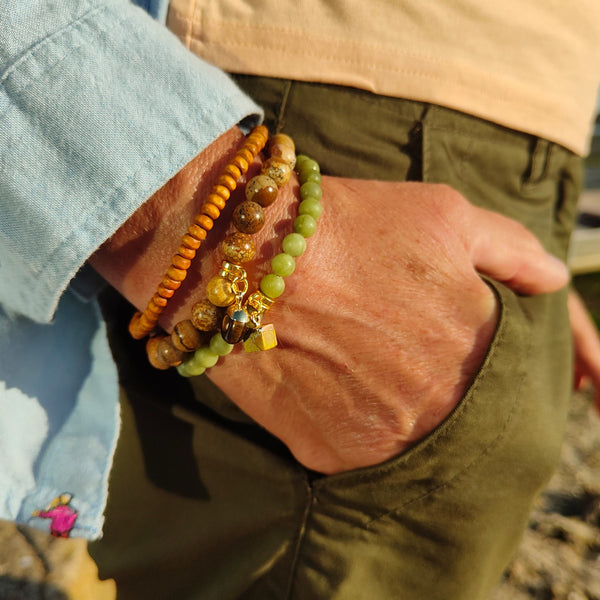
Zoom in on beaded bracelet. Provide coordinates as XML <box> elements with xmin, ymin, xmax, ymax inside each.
<box><xmin>174</xmin><ymin>151</ymin><xmax>323</xmax><ymax>377</ymax></box>
<box><xmin>128</xmin><ymin>125</ymin><xmax>269</xmax><ymax>340</ymax></box>
<box><xmin>144</xmin><ymin>135</ymin><xmax>323</xmax><ymax>374</ymax></box>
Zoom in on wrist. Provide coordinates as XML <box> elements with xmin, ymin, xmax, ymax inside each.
<box><xmin>90</xmin><ymin>127</ymin><xmax>302</xmax><ymax>334</ymax></box>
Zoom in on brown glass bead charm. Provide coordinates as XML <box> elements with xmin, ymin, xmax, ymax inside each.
<box><xmin>232</xmin><ymin>201</ymin><xmax>265</xmax><ymax>234</ymax></box>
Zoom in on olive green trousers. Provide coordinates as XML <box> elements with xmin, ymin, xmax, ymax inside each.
<box><xmin>90</xmin><ymin>78</ymin><xmax>582</xmax><ymax>600</ymax></box>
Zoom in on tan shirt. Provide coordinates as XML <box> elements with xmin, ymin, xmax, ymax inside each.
<box><xmin>167</xmin><ymin>0</ymin><xmax>600</xmax><ymax>155</ymax></box>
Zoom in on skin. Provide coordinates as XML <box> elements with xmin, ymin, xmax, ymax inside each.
<box><xmin>92</xmin><ymin>126</ymin><xmax>597</xmax><ymax>475</ymax></box>
<box><xmin>569</xmin><ymin>289</ymin><xmax>600</xmax><ymax>411</ymax></box>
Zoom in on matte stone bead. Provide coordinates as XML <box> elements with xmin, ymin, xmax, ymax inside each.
<box><xmin>233</xmin><ymin>201</ymin><xmax>265</xmax><ymax>234</ymax></box>
<box><xmin>245</xmin><ymin>175</ymin><xmax>278</xmax><ymax>207</ymax></box>
<box><xmin>304</xmin><ymin>171</ymin><xmax>322</xmax><ymax>184</ymax></box>
<box><xmin>269</xmin><ymin>133</ymin><xmax>295</xmax><ymax>152</ymax></box>
<box><xmin>146</xmin><ymin>336</ymin><xmax>183</xmax><ymax>370</ymax></box>
<box><xmin>221</xmin><ymin>232</ymin><xmax>256</xmax><ymax>263</ymax></box>
<box><xmin>260</xmin><ymin>274</ymin><xmax>285</xmax><ymax>299</ymax></box>
<box><xmin>271</xmin><ymin>253</ymin><xmax>295</xmax><ymax>277</ymax></box>
<box><xmin>298</xmin><ymin>198</ymin><xmax>323</xmax><ymax>220</ymax></box>
<box><xmin>191</xmin><ymin>298</ymin><xmax>223</xmax><ymax>330</ymax></box>
<box><xmin>262</xmin><ymin>157</ymin><xmax>292</xmax><ymax>187</ymax></box>
<box><xmin>282</xmin><ymin>233</ymin><xmax>307</xmax><ymax>257</ymax></box>
<box><xmin>206</xmin><ymin>276</ymin><xmax>236</xmax><ymax>307</ymax></box>
<box><xmin>269</xmin><ymin>143</ymin><xmax>296</xmax><ymax>168</ymax></box>
<box><xmin>295</xmin><ymin>155</ymin><xmax>310</xmax><ymax>170</ymax></box>
<box><xmin>158</xmin><ymin>337</ymin><xmax>185</xmax><ymax>366</ymax></box>
<box><xmin>297</xmin><ymin>158</ymin><xmax>320</xmax><ymax>181</ymax></box>
<box><xmin>191</xmin><ymin>346</ymin><xmax>219</xmax><ymax>369</ymax></box>
<box><xmin>209</xmin><ymin>333</ymin><xmax>234</xmax><ymax>356</ymax></box>
<box><xmin>171</xmin><ymin>319</ymin><xmax>205</xmax><ymax>352</ymax></box>
<box><xmin>294</xmin><ymin>214</ymin><xmax>317</xmax><ymax>238</ymax></box>
<box><xmin>300</xmin><ymin>181</ymin><xmax>322</xmax><ymax>201</ymax></box>
<box><xmin>176</xmin><ymin>361</ymin><xmax>205</xmax><ymax>378</ymax></box>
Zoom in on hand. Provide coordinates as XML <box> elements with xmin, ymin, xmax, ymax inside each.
<box><xmin>205</xmin><ymin>178</ymin><xmax>568</xmax><ymax>473</ymax></box>
<box><xmin>568</xmin><ymin>289</ymin><xmax>600</xmax><ymax>410</ymax></box>
<box><xmin>92</xmin><ymin>140</ymin><xmax>569</xmax><ymax>475</ymax></box>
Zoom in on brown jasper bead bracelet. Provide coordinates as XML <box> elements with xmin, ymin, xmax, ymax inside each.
<box><xmin>128</xmin><ymin>125</ymin><xmax>269</xmax><ymax>341</ymax></box>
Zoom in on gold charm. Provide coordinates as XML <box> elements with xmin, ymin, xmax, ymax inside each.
<box><xmin>244</xmin><ymin>324</ymin><xmax>278</xmax><ymax>352</ymax></box>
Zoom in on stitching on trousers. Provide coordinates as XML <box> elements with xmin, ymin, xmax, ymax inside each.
<box><xmin>365</xmin><ymin>296</ymin><xmax>531</xmax><ymax>526</ymax></box>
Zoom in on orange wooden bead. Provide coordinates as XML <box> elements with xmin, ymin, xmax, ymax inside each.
<box><xmin>247</xmin><ymin>135</ymin><xmax>266</xmax><ymax>149</ymax></box>
<box><xmin>147</xmin><ymin>301</ymin><xmax>163</xmax><ymax>316</ymax></box>
<box><xmin>182</xmin><ymin>233</ymin><xmax>202</xmax><ymax>250</ymax></box>
<box><xmin>194</xmin><ymin>215</ymin><xmax>214</xmax><ymax>231</ymax></box>
<box><xmin>206</xmin><ymin>193</ymin><xmax>227</xmax><ymax>210</ymax></box>
<box><xmin>200</xmin><ymin>202</ymin><xmax>220</xmax><ymax>220</ymax></box>
<box><xmin>161</xmin><ymin>276</ymin><xmax>181</xmax><ymax>291</ymax></box>
<box><xmin>212</xmin><ymin>184</ymin><xmax>230</xmax><ymax>201</ymax></box>
<box><xmin>217</xmin><ymin>174</ymin><xmax>237</xmax><ymax>191</ymax></box>
<box><xmin>188</xmin><ymin>224</ymin><xmax>208</xmax><ymax>239</ymax></box>
<box><xmin>171</xmin><ymin>254</ymin><xmax>192</xmax><ymax>270</ymax></box>
<box><xmin>243</xmin><ymin>140</ymin><xmax>260</xmax><ymax>156</ymax></box>
<box><xmin>177</xmin><ymin>245</ymin><xmax>196</xmax><ymax>260</ymax></box>
<box><xmin>166</xmin><ymin>266</ymin><xmax>187</xmax><ymax>282</ymax></box>
<box><xmin>224</xmin><ymin>163</ymin><xmax>242</xmax><ymax>181</ymax></box>
<box><xmin>253</xmin><ymin>125</ymin><xmax>269</xmax><ymax>140</ymax></box>
<box><xmin>232</xmin><ymin>155</ymin><xmax>249</xmax><ymax>173</ymax></box>
<box><xmin>151</xmin><ymin>294</ymin><xmax>168</xmax><ymax>308</ymax></box>
<box><xmin>128</xmin><ymin>312</ymin><xmax>147</xmax><ymax>339</ymax></box>
<box><xmin>237</xmin><ymin>147</ymin><xmax>254</xmax><ymax>164</ymax></box>
<box><xmin>157</xmin><ymin>284</ymin><xmax>176</xmax><ymax>298</ymax></box>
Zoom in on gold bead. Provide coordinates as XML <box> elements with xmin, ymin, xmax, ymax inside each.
<box><xmin>244</xmin><ymin>324</ymin><xmax>278</xmax><ymax>352</ymax></box>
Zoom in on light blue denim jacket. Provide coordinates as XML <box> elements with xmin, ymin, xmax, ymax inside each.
<box><xmin>0</xmin><ymin>0</ymin><xmax>262</xmax><ymax>539</ymax></box>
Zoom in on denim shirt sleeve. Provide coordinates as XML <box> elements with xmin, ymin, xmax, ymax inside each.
<box><xmin>0</xmin><ymin>0</ymin><xmax>262</xmax><ymax>539</ymax></box>
<box><xmin>0</xmin><ymin>0</ymin><xmax>262</xmax><ymax>323</ymax></box>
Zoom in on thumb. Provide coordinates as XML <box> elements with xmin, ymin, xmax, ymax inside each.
<box><xmin>466</xmin><ymin>205</ymin><xmax>569</xmax><ymax>295</ymax></box>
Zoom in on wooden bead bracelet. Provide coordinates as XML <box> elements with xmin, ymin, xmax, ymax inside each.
<box><xmin>128</xmin><ymin>125</ymin><xmax>269</xmax><ymax>340</ymax></box>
